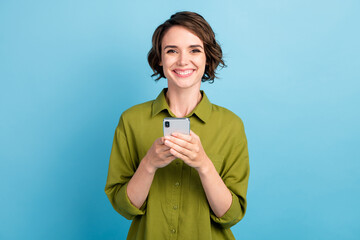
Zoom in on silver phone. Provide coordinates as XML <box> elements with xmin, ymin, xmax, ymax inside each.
<box><xmin>163</xmin><ymin>118</ymin><xmax>190</xmax><ymax>136</ymax></box>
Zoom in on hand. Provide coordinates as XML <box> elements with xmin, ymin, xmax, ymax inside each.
<box><xmin>143</xmin><ymin>137</ymin><xmax>177</xmax><ymax>173</ymax></box>
<box><xmin>164</xmin><ymin>130</ymin><xmax>210</xmax><ymax>171</ymax></box>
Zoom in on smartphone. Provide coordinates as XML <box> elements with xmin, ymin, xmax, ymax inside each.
<box><xmin>163</xmin><ymin>118</ymin><xmax>190</xmax><ymax>136</ymax></box>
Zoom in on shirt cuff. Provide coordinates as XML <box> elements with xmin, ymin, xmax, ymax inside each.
<box><xmin>116</xmin><ymin>182</ymin><xmax>146</xmax><ymax>220</ymax></box>
<box><xmin>210</xmin><ymin>191</ymin><xmax>243</xmax><ymax>228</ymax></box>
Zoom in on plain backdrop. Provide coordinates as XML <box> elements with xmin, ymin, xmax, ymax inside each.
<box><xmin>1</xmin><ymin>0</ymin><xmax>359</xmax><ymax>239</ymax></box>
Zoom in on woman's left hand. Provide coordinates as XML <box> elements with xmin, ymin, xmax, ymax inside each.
<box><xmin>165</xmin><ymin>130</ymin><xmax>233</xmax><ymax>217</ymax></box>
<box><xmin>163</xmin><ymin>130</ymin><xmax>210</xmax><ymax>171</ymax></box>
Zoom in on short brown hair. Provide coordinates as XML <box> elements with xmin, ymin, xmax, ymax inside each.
<box><xmin>147</xmin><ymin>11</ymin><xmax>226</xmax><ymax>83</ymax></box>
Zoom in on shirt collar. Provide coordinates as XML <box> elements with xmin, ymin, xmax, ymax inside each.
<box><xmin>152</xmin><ymin>88</ymin><xmax>212</xmax><ymax>123</ymax></box>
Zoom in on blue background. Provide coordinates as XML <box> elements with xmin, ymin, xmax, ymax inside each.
<box><xmin>1</xmin><ymin>0</ymin><xmax>359</xmax><ymax>239</ymax></box>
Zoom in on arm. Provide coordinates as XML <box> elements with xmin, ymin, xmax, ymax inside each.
<box><xmin>126</xmin><ymin>138</ymin><xmax>176</xmax><ymax>208</ymax></box>
<box><xmin>164</xmin><ymin>131</ymin><xmax>232</xmax><ymax>217</ymax></box>
<box><xmin>105</xmin><ymin>117</ymin><xmax>176</xmax><ymax>219</ymax></box>
<box><xmin>164</xmin><ymin>129</ymin><xmax>249</xmax><ymax>224</ymax></box>
<box><xmin>105</xmin><ymin>122</ymin><xmax>142</xmax><ymax>220</ymax></box>
<box><xmin>196</xmin><ymin>158</ymin><xmax>232</xmax><ymax>217</ymax></box>
<box><xmin>125</xmin><ymin>158</ymin><xmax>155</xmax><ymax>209</ymax></box>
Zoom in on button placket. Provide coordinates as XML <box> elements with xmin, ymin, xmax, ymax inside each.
<box><xmin>169</xmin><ymin>161</ymin><xmax>183</xmax><ymax>239</ymax></box>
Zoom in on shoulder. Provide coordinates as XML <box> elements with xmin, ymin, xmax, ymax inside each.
<box><xmin>211</xmin><ymin>103</ymin><xmax>245</xmax><ymax>130</ymax></box>
<box><xmin>116</xmin><ymin>100</ymin><xmax>154</xmax><ymax>129</ymax></box>
<box><xmin>120</xmin><ymin>100</ymin><xmax>153</xmax><ymax>120</ymax></box>
<box><xmin>209</xmin><ymin>103</ymin><xmax>248</xmax><ymax>147</ymax></box>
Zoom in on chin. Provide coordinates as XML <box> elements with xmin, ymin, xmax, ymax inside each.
<box><xmin>169</xmin><ymin>81</ymin><xmax>200</xmax><ymax>90</ymax></box>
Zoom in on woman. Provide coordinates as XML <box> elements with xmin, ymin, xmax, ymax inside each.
<box><xmin>105</xmin><ymin>11</ymin><xmax>250</xmax><ymax>240</ymax></box>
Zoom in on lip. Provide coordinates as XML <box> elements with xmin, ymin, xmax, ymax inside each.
<box><xmin>173</xmin><ymin>69</ymin><xmax>195</xmax><ymax>78</ymax></box>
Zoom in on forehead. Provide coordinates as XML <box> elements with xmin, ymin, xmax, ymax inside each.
<box><xmin>161</xmin><ymin>26</ymin><xmax>203</xmax><ymax>47</ymax></box>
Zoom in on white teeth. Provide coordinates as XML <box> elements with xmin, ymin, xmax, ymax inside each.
<box><xmin>175</xmin><ymin>70</ymin><xmax>193</xmax><ymax>75</ymax></box>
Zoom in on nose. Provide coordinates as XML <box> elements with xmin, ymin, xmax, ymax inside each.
<box><xmin>177</xmin><ymin>51</ymin><xmax>189</xmax><ymax>66</ymax></box>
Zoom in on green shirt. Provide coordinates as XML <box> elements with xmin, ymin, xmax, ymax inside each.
<box><xmin>105</xmin><ymin>89</ymin><xmax>250</xmax><ymax>240</ymax></box>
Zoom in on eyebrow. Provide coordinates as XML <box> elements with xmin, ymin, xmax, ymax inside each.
<box><xmin>164</xmin><ymin>45</ymin><xmax>204</xmax><ymax>50</ymax></box>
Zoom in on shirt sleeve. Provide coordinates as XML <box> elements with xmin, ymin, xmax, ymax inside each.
<box><xmin>104</xmin><ymin>116</ymin><xmax>147</xmax><ymax>220</ymax></box>
<box><xmin>210</xmin><ymin>121</ymin><xmax>250</xmax><ymax>228</ymax></box>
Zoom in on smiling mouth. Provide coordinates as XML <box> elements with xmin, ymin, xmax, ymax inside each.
<box><xmin>173</xmin><ymin>69</ymin><xmax>195</xmax><ymax>77</ymax></box>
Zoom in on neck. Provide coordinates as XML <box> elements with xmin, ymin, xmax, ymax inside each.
<box><xmin>165</xmin><ymin>87</ymin><xmax>202</xmax><ymax>118</ymax></box>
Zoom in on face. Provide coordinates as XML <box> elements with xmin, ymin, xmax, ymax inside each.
<box><xmin>160</xmin><ymin>26</ymin><xmax>206</xmax><ymax>91</ymax></box>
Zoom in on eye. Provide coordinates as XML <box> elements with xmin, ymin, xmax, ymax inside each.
<box><xmin>166</xmin><ymin>49</ymin><xmax>177</xmax><ymax>54</ymax></box>
<box><xmin>191</xmin><ymin>49</ymin><xmax>202</xmax><ymax>53</ymax></box>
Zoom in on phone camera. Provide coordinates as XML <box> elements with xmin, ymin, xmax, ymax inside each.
<box><xmin>165</xmin><ymin>121</ymin><xmax>170</xmax><ymax>128</ymax></box>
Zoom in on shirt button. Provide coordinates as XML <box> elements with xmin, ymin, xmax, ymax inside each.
<box><xmin>171</xmin><ymin>229</ymin><xmax>176</xmax><ymax>234</ymax></box>
<box><xmin>175</xmin><ymin>182</ymin><xmax>180</xmax><ymax>187</ymax></box>
<box><xmin>173</xmin><ymin>205</ymin><xmax>178</xmax><ymax>210</ymax></box>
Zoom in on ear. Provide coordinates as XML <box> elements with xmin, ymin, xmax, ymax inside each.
<box><xmin>159</xmin><ymin>61</ymin><xmax>163</xmax><ymax>66</ymax></box>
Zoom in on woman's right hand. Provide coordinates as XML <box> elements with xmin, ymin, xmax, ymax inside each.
<box><xmin>127</xmin><ymin>137</ymin><xmax>176</xmax><ymax>209</ymax></box>
<box><xmin>143</xmin><ymin>137</ymin><xmax>177</xmax><ymax>174</ymax></box>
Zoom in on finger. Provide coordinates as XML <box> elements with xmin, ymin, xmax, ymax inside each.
<box><xmin>159</xmin><ymin>137</ymin><xmax>166</xmax><ymax>144</ymax></box>
<box><xmin>153</xmin><ymin>143</ymin><xmax>170</xmax><ymax>156</ymax></box>
<box><xmin>165</xmin><ymin>155</ymin><xmax>177</xmax><ymax>162</ymax></box>
<box><xmin>160</xmin><ymin>142</ymin><xmax>171</xmax><ymax>149</ymax></box>
<box><xmin>169</xmin><ymin>148</ymin><xmax>189</xmax><ymax>162</ymax></box>
<box><xmin>164</xmin><ymin>137</ymin><xmax>193</xmax><ymax>151</ymax></box>
<box><xmin>163</xmin><ymin>149</ymin><xmax>174</xmax><ymax>158</ymax></box>
<box><xmin>171</xmin><ymin>132</ymin><xmax>193</xmax><ymax>142</ymax></box>
<box><xmin>164</xmin><ymin>139</ymin><xmax>193</xmax><ymax>158</ymax></box>
<box><xmin>190</xmin><ymin>130</ymin><xmax>200</xmax><ymax>140</ymax></box>
<box><xmin>156</xmin><ymin>137</ymin><xmax>172</xmax><ymax>151</ymax></box>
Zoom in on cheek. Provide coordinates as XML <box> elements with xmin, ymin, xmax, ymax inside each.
<box><xmin>161</xmin><ymin>57</ymin><xmax>174</xmax><ymax>70</ymax></box>
<box><xmin>161</xmin><ymin>58</ymin><xmax>174</xmax><ymax>78</ymax></box>
<box><xmin>195</xmin><ymin>56</ymin><xmax>207</xmax><ymax>69</ymax></box>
